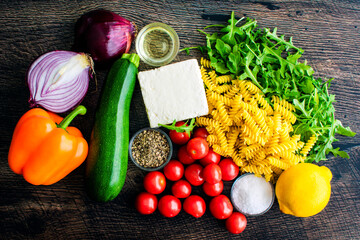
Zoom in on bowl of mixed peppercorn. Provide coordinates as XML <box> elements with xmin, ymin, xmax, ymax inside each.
<box><xmin>129</xmin><ymin>128</ymin><xmax>173</xmax><ymax>171</ymax></box>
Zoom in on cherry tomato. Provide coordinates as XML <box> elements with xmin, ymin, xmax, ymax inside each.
<box><xmin>163</xmin><ymin>160</ymin><xmax>184</xmax><ymax>181</ymax></box>
<box><xmin>172</xmin><ymin>180</ymin><xmax>192</xmax><ymax>198</ymax></box>
<box><xmin>178</xmin><ymin>145</ymin><xmax>196</xmax><ymax>165</ymax></box>
<box><xmin>158</xmin><ymin>195</ymin><xmax>181</xmax><ymax>218</ymax></box>
<box><xmin>184</xmin><ymin>164</ymin><xmax>204</xmax><ymax>186</ymax></box>
<box><xmin>193</xmin><ymin>127</ymin><xmax>209</xmax><ymax>139</ymax></box>
<box><xmin>169</xmin><ymin>121</ymin><xmax>190</xmax><ymax>145</ymax></box>
<box><xmin>135</xmin><ymin>192</ymin><xmax>157</xmax><ymax>215</ymax></box>
<box><xmin>202</xmin><ymin>180</ymin><xmax>223</xmax><ymax>197</ymax></box>
<box><xmin>199</xmin><ymin>148</ymin><xmax>221</xmax><ymax>166</ymax></box>
<box><xmin>183</xmin><ymin>195</ymin><xmax>206</xmax><ymax>218</ymax></box>
<box><xmin>143</xmin><ymin>171</ymin><xmax>166</xmax><ymax>195</ymax></box>
<box><xmin>209</xmin><ymin>195</ymin><xmax>233</xmax><ymax>219</ymax></box>
<box><xmin>203</xmin><ymin>163</ymin><xmax>222</xmax><ymax>184</ymax></box>
<box><xmin>226</xmin><ymin>212</ymin><xmax>247</xmax><ymax>234</ymax></box>
<box><xmin>218</xmin><ymin>158</ymin><xmax>239</xmax><ymax>181</ymax></box>
<box><xmin>186</xmin><ymin>137</ymin><xmax>209</xmax><ymax>159</ymax></box>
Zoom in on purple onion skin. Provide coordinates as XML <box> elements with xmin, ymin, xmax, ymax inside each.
<box><xmin>74</xmin><ymin>9</ymin><xmax>136</xmax><ymax>64</ymax></box>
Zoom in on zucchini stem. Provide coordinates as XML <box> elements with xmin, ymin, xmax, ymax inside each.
<box><xmin>122</xmin><ymin>53</ymin><xmax>140</xmax><ymax>68</ymax></box>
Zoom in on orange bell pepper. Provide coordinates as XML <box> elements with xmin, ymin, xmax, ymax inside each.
<box><xmin>8</xmin><ymin>105</ymin><xmax>88</xmax><ymax>185</ymax></box>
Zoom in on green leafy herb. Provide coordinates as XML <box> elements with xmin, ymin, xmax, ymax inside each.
<box><xmin>159</xmin><ymin>118</ymin><xmax>196</xmax><ymax>136</ymax></box>
<box><xmin>180</xmin><ymin>46</ymin><xmax>207</xmax><ymax>55</ymax></box>
<box><xmin>185</xmin><ymin>11</ymin><xmax>356</xmax><ymax>162</ymax></box>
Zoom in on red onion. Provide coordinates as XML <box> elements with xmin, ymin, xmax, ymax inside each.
<box><xmin>74</xmin><ymin>9</ymin><xmax>137</xmax><ymax>63</ymax></box>
<box><xmin>27</xmin><ymin>50</ymin><xmax>94</xmax><ymax>113</ymax></box>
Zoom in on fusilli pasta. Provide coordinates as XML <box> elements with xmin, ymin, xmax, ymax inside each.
<box><xmin>197</xmin><ymin>59</ymin><xmax>308</xmax><ymax>181</ymax></box>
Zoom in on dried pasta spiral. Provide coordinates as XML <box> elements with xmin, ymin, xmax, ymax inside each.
<box><xmin>242</xmin><ymin>125</ymin><xmax>266</xmax><ymax>146</ymax></box>
<box><xmin>264</xmin><ymin>131</ymin><xmax>280</xmax><ymax>149</ymax></box>
<box><xmin>296</xmin><ymin>141</ymin><xmax>305</xmax><ymax>151</ymax></box>
<box><xmin>241</xmin><ymin>110</ymin><xmax>263</xmax><ymax>137</ymax></box>
<box><xmin>206</xmin><ymin>135</ymin><xmax>218</xmax><ymax>146</ymax></box>
<box><xmin>254</xmin><ymin>93</ymin><xmax>273</xmax><ymax>115</ymax></box>
<box><xmin>200</xmin><ymin>66</ymin><xmax>216</xmax><ymax>90</ymax></box>
<box><xmin>252</xmin><ymin>109</ymin><xmax>270</xmax><ymax>135</ymax></box>
<box><xmin>200</xmin><ymin>57</ymin><xmax>213</xmax><ymax>69</ymax></box>
<box><xmin>269</xmin><ymin>140</ymin><xmax>298</xmax><ymax>155</ymax></box>
<box><xmin>245</xmin><ymin>81</ymin><xmax>261</xmax><ymax>94</ymax></box>
<box><xmin>227</xmin><ymin>129</ymin><xmax>240</xmax><ymax>155</ymax></box>
<box><xmin>215</xmin><ymin>101</ymin><xmax>232</xmax><ymax>124</ymax></box>
<box><xmin>274</xmin><ymin>103</ymin><xmax>297</xmax><ymax>124</ymax></box>
<box><xmin>242</xmin><ymin>144</ymin><xmax>262</xmax><ymax>159</ymax></box>
<box><xmin>272</xmin><ymin>112</ymin><xmax>282</xmax><ymax>132</ymax></box>
<box><xmin>224</xmin><ymin>85</ymin><xmax>240</xmax><ymax>99</ymax></box>
<box><xmin>216</xmin><ymin>75</ymin><xmax>233</xmax><ymax>84</ymax></box>
<box><xmin>212</xmin><ymin>109</ymin><xmax>232</xmax><ymax>126</ymax></box>
<box><xmin>214</xmin><ymin>84</ymin><xmax>232</xmax><ymax>94</ymax></box>
<box><xmin>276</xmin><ymin>151</ymin><xmax>301</xmax><ymax>165</ymax></box>
<box><xmin>214</xmin><ymin>126</ymin><xmax>228</xmax><ymax>153</ymax></box>
<box><xmin>268</xmin><ymin>156</ymin><xmax>291</xmax><ymax>170</ymax></box>
<box><xmin>212</xmin><ymin>144</ymin><xmax>228</xmax><ymax>157</ymax></box>
<box><xmin>300</xmin><ymin>135</ymin><xmax>317</xmax><ymax>156</ymax></box>
<box><xmin>272</xmin><ymin>95</ymin><xmax>296</xmax><ymax>112</ymax></box>
<box><xmin>196</xmin><ymin>117</ymin><xmax>219</xmax><ymax>128</ymax></box>
<box><xmin>278</xmin><ymin>128</ymin><xmax>290</xmax><ymax>143</ymax></box>
<box><xmin>208</xmin><ymin>70</ymin><xmax>217</xmax><ymax>82</ymax></box>
<box><xmin>210</xmin><ymin>91</ymin><xmax>232</xmax><ymax>106</ymax></box>
<box><xmin>232</xmin><ymin>153</ymin><xmax>244</xmax><ymax>167</ymax></box>
<box><xmin>229</xmin><ymin>95</ymin><xmax>243</xmax><ymax>119</ymax></box>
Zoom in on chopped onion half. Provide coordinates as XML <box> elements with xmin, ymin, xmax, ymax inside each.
<box><xmin>27</xmin><ymin>50</ymin><xmax>94</xmax><ymax>113</ymax></box>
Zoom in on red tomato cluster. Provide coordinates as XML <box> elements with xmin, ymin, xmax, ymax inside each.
<box><xmin>135</xmin><ymin>126</ymin><xmax>247</xmax><ymax>234</ymax></box>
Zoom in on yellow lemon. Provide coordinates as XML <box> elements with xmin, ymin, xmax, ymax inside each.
<box><xmin>275</xmin><ymin>163</ymin><xmax>332</xmax><ymax>217</ymax></box>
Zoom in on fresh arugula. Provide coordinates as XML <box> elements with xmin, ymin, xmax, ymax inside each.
<box><xmin>184</xmin><ymin>11</ymin><xmax>356</xmax><ymax>162</ymax></box>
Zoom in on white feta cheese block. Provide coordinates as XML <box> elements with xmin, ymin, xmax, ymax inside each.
<box><xmin>138</xmin><ymin>59</ymin><xmax>209</xmax><ymax>128</ymax></box>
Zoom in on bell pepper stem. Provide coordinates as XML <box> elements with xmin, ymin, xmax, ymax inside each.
<box><xmin>58</xmin><ymin>105</ymin><xmax>87</xmax><ymax>130</ymax></box>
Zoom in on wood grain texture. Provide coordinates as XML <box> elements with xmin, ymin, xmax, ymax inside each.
<box><xmin>0</xmin><ymin>0</ymin><xmax>359</xmax><ymax>239</ymax></box>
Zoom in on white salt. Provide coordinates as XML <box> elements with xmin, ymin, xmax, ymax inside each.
<box><xmin>231</xmin><ymin>174</ymin><xmax>274</xmax><ymax>216</ymax></box>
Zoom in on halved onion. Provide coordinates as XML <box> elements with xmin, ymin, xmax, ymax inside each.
<box><xmin>27</xmin><ymin>50</ymin><xmax>94</xmax><ymax>113</ymax></box>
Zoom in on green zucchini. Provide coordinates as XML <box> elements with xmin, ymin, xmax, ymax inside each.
<box><xmin>85</xmin><ymin>53</ymin><xmax>140</xmax><ymax>202</ymax></box>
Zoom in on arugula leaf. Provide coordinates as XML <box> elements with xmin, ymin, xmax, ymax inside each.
<box><xmin>180</xmin><ymin>46</ymin><xmax>207</xmax><ymax>55</ymax></box>
<box><xmin>215</xmin><ymin>39</ymin><xmax>231</xmax><ymax>59</ymax></box>
<box><xmin>264</xmin><ymin>27</ymin><xmax>304</xmax><ymax>53</ymax></box>
<box><xmin>335</xmin><ymin>120</ymin><xmax>357</xmax><ymax>137</ymax></box>
<box><xmin>300</xmin><ymin>78</ymin><xmax>315</xmax><ymax>94</ymax></box>
<box><xmin>293</xmin><ymin>99</ymin><xmax>312</xmax><ymax>118</ymax></box>
<box><xmin>326</xmin><ymin>147</ymin><xmax>350</xmax><ymax>159</ymax></box>
<box><xmin>227</xmin><ymin>51</ymin><xmax>241</xmax><ymax>75</ymax></box>
<box><xmin>212</xmin><ymin>59</ymin><xmax>229</xmax><ymax>74</ymax></box>
<box><xmin>220</xmin><ymin>11</ymin><xmax>238</xmax><ymax>45</ymax></box>
<box><xmin>159</xmin><ymin>119</ymin><xmax>196</xmax><ymax>136</ymax></box>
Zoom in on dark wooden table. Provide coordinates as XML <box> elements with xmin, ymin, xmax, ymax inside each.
<box><xmin>1</xmin><ymin>0</ymin><xmax>359</xmax><ymax>239</ymax></box>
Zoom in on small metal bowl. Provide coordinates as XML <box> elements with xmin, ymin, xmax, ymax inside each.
<box><xmin>129</xmin><ymin>127</ymin><xmax>173</xmax><ymax>171</ymax></box>
<box><xmin>230</xmin><ymin>173</ymin><xmax>275</xmax><ymax>217</ymax></box>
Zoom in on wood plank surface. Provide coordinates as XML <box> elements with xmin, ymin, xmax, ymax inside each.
<box><xmin>0</xmin><ymin>0</ymin><xmax>359</xmax><ymax>239</ymax></box>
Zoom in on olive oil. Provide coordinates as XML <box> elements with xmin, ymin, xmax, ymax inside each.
<box><xmin>143</xmin><ymin>28</ymin><xmax>173</xmax><ymax>59</ymax></box>
<box><xmin>136</xmin><ymin>22</ymin><xmax>179</xmax><ymax>66</ymax></box>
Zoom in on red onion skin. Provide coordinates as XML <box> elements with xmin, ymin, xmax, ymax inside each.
<box><xmin>74</xmin><ymin>10</ymin><xmax>136</xmax><ymax>64</ymax></box>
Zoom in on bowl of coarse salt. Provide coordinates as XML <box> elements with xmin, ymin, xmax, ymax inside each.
<box><xmin>230</xmin><ymin>173</ymin><xmax>275</xmax><ymax>216</ymax></box>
